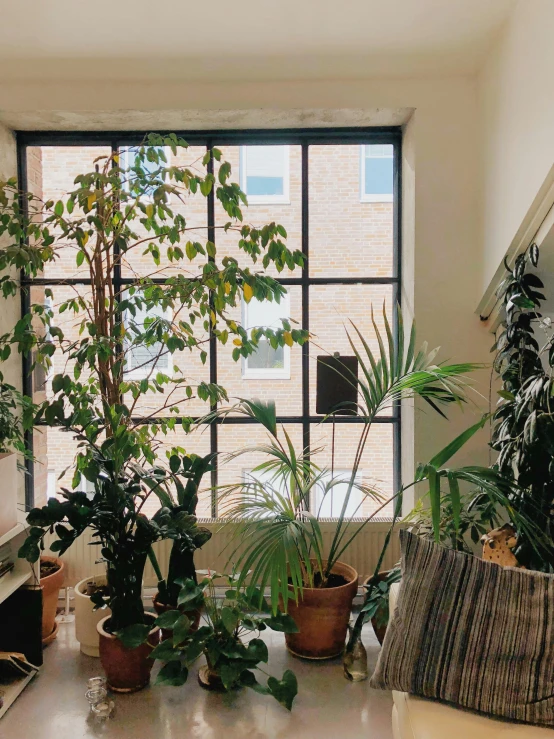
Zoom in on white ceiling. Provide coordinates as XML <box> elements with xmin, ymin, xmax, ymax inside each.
<box><xmin>0</xmin><ymin>0</ymin><xmax>516</xmax><ymax>81</ymax></box>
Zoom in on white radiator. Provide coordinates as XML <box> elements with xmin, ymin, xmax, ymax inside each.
<box><xmin>45</xmin><ymin>520</ymin><xmax>403</xmax><ymax>588</ymax></box>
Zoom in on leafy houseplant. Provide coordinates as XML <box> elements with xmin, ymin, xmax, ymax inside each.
<box><xmin>0</xmin><ymin>134</ymin><xmax>307</xmax><ymax>684</ymax></box>
<box><xmin>149</xmin><ymin>452</ymin><xmax>214</xmax><ymax>622</ymax></box>
<box><xmin>220</xmin><ymin>308</ymin><xmax>489</xmax><ymax>658</ymax></box>
<box><xmin>491</xmin><ymin>244</ymin><xmax>554</xmax><ymax>570</ymax></box>
<box><xmin>132</xmin><ymin>574</ymin><xmax>298</xmax><ymax>710</ymax></box>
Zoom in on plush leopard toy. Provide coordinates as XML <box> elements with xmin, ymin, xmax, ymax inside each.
<box><xmin>481</xmin><ymin>524</ymin><xmax>526</xmax><ymax>568</ymax></box>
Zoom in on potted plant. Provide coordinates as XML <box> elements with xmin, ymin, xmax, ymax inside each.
<box><xmin>149</xmin><ymin>452</ymin><xmax>214</xmax><ymax>632</ymax></box>
<box><xmin>220</xmin><ymin>308</ymin><xmax>489</xmax><ymax>659</ymax></box>
<box><xmin>127</xmin><ymin>573</ymin><xmax>298</xmax><ymax>710</ymax></box>
<box><xmin>39</xmin><ymin>555</ymin><xmax>65</xmax><ymax>646</ymax></box>
<box><xmin>74</xmin><ymin>574</ymin><xmax>111</xmax><ymax>657</ymax></box>
<box><xmin>19</xmin><ymin>420</ymin><xmax>217</xmax><ymax>691</ymax></box>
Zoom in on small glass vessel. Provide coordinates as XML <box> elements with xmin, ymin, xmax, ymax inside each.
<box><xmin>343</xmin><ymin>626</ymin><xmax>368</xmax><ymax>682</ymax></box>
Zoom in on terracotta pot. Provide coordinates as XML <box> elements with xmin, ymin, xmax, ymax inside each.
<box><xmin>40</xmin><ymin>556</ymin><xmax>65</xmax><ymax>644</ymax></box>
<box><xmin>152</xmin><ymin>593</ymin><xmax>201</xmax><ymax>641</ymax></box>
<box><xmin>284</xmin><ymin>560</ymin><xmax>358</xmax><ymax>660</ymax></box>
<box><xmin>97</xmin><ymin>613</ymin><xmax>159</xmax><ymax>693</ymax></box>
<box><xmin>75</xmin><ymin>575</ymin><xmax>111</xmax><ymax>657</ymax></box>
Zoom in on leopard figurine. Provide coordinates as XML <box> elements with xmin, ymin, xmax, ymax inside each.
<box><xmin>481</xmin><ymin>524</ymin><xmax>526</xmax><ymax>568</ymax></box>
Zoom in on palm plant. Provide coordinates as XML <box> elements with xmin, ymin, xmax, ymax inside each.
<box><xmin>219</xmin><ymin>305</ymin><xmax>491</xmax><ymax>611</ymax></box>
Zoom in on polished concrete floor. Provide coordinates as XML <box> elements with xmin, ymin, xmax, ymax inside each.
<box><xmin>2</xmin><ymin>620</ymin><xmax>393</xmax><ymax>739</ymax></box>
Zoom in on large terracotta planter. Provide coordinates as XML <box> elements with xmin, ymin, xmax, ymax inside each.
<box><xmin>284</xmin><ymin>560</ymin><xmax>358</xmax><ymax>660</ymax></box>
<box><xmin>152</xmin><ymin>592</ymin><xmax>201</xmax><ymax>640</ymax></box>
<box><xmin>75</xmin><ymin>575</ymin><xmax>111</xmax><ymax>657</ymax></box>
<box><xmin>97</xmin><ymin>613</ymin><xmax>159</xmax><ymax>693</ymax></box>
<box><xmin>40</xmin><ymin>556</ymin><xmax>65</xmax><ymax>645</ymax></box>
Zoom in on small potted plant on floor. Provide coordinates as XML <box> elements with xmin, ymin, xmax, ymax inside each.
<box><xmin>220</xmin><ymin>308</ymin><xmax>522</xmax><ymax>659</ymax></box>
<box><xmin>135</xmin><ymin>573</ymin><xmax>298</xmax><ymax>710</ymax></box>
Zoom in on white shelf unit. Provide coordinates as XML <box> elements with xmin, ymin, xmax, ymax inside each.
<box><xmin>0</xmin><ymin>512</ymin><xmax>40</xmax><ymax>719</ymax></box>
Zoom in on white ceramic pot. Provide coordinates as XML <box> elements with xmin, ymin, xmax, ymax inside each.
<box><xmin>75</xmin><ymin>575</ymin><xmax>111</xmax><ymax>657</ymax></box>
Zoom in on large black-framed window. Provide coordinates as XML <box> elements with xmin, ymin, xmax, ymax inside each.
<box><xmin>17</xmin><ymin>127</ymin><xmax>402</xmax><ymax>516</ymax></box>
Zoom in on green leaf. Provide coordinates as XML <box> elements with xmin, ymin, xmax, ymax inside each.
<box><xmin>427</xmin><ymin>415</ymin><xmax>489</xmax><ymax>470</ymax></box>
<box><xmin>155</xmin><ymin>660</ymin><xmax>189</xmax><ymax>687</ymax></box>
<box><xmin>244</xmin><ymin>638</ymin><xmax>268</xmax><ymax>663</ymax></box>
<box><xmin>150</xmin><ymin>638</ymin><xmax>178</xmax><ymax>662</ymax></box>
<box><xmin>220</xmin><ymin>606</ymin><xmax>239</xmax><ymax>634</ymax></box>
<box><xmin>267</xmin><ymin>670</ymin><xmax>298</xmax><ymax>711</ymax></box>
<box><xmin>427</xmin><ymin>466</ymin><xmax>441</xmax><ymax>543</ymax></box>
<box><xmin>116</xmin><ymin>623</ymin><xmax>151</xmax><ymax>649</ymax></box>
<box><xmin>172</xmin><ymin>614</ymin><xmax>191</xmax><ymax>646</ymax></box>
<box><xmin>169</xmin><ymin>454</ymin><xmax>180</xmax><ymax>473</ymax></box>
<box><xmin>155</xmin><ymin>609</ymin><xmax>181</xmax><ymax>629</ymax></box>
<box><xmin>54</xmin><ymin>200</ymin><xmax>64</xmax><ymax>217</ymax></box>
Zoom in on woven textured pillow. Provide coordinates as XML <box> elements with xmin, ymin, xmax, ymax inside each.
<box><xmin>370</xmin><ymin>529</ymin><xmax>554</xmax><ymax>727</ymax></box>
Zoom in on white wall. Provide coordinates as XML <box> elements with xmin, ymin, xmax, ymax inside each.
<box><xmin>478</xmin><ymin>0</ymin><xmax>554</xmax><ymax>298</ymax></box>
<box><xmin>0</xmin><ymin>76</ymin><xmax>494</xmax><ymax>482</ymax></box>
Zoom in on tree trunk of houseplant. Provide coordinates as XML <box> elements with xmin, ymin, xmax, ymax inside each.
<box><xmin>284</xmin><ymin>560</ymin><xmax>358</xmax><ymax>660</ymax></box>
<box><xmin>40</xmin><ymin>555</ymin><xmax>65</xmax><ymax>645</ymax></box>
<box><xmin>74</xmin><ymin>574</ymin><xmax>111</xmax><ymax>657</ymax></box>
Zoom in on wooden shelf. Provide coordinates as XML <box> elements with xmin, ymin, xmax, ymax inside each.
<box><xmin>0</xmin><ymin>670</ymin><xmax>37</xmax><ymax>719</ymax></box>
<box><xmin>0</xmin><ymin>523</ymin><xmax>24</xmax><ymax>549</ymax></box>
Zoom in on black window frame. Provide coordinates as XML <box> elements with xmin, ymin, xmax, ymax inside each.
<box><xmin>16</xmin><ymin>127</ymin><xmax>402</xmax><ymax>517</ymax></box>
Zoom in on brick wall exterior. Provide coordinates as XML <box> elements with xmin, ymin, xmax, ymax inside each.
<box><xmin>30</xmin><ymin>143</ymin><xmax>395</xmax><ymax>518</ymax></box>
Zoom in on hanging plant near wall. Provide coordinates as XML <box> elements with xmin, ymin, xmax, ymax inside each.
<box><xmin>491</xmin><ymin>244</ymin><xmax>554</xmax><ymax>570</ymax></box>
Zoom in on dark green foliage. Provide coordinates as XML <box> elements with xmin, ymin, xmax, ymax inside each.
<box><xmin>144</xmin><ymin>575</ymin><xmax>298</xmax><ymax>710</ymax></box>
<box><xmin>491</xmin><ymin>245</ymin><xmax>554</xmax><ymax>570</ymax></box>
<box><xmin>19</xmin><ymin>417</ymin><xmax>213</xmax><ymax>631</ymax></box>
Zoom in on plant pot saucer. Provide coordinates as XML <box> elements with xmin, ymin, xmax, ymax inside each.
<box><xmin>197</xmin><ymin>665</ymin><xmax>225</xmax><ymax>691</ymax></box>
<box><xmin>285</xmin><ymin>644</ymin><xmax>342</xmax><ymax>661</ymax></box>
<box><xmin>42</xmin><ymin>620</ymin><xmax>59</xmax><ymax>646</ymax></box>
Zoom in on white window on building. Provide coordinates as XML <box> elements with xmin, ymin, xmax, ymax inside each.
<box><xmin>242</xmin><ymin>293</ymin><xmax>290</xmax><ymax>379</ymax></box>
<box><xmin>79</xmin><ymin>475</ymin><xmax>96</xmax><ymax>499</ymax></box>
<box><xmin>120</xmin><ymin>146</ymin><xmax>170</xmax><ymax>200</ymax></box>
<box><xmin>314</xmin><ymin>470</ymin><xmax>364</xmax><ymax>519</ymax></box>
<box><xmin>124</xmin><ymin>296</ymin><xmax>172</xmax><ymax>378</ymax></box>
<box><xmin>47</xmin><ymin>469</ymin><xmax>56</xmax><ymax>500</ymax></box>
<box><xmin>360</xmin><ymin>144</ymin><xmax>394</xmax><ymax>203</ymax></box>
<box><xmin>240</xmin><ymin>145</ymin><xmax>290</xmax><ymax>204</ymax></box>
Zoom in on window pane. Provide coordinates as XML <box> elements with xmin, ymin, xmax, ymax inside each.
<box><xmin>310</xmin><ymin>422</ymin><xmax>395</xmax><ymax>518</ymax></box>
<box><xmin>42</xmin><ymin>424</ymin><xmax>213</xmax><ymax>519</ymax></box>
<box><xmin>216</xmin><ymin>287</ymin><xmax>302</xmax><ymax>415</ymax></box>
<box><xmin>363</xmin><ymin>144</ymin><xmax>394</xmax><ymax>197</ymax></box>
<box><xmin>217</xmin><ymin>423</ymin><xmax>304</xmax><ymax>516</ymax></box>
<box><xmin>121</xmin><ymin>145</ymin><xmax>208</xmax><ymax>278</ymax></box>
<box><xmin>213</xmin><ymin>145</ymin><xmax>302</xmax><ymax>278</ymax></box>
<box><xmin>242</xmin><ymin>145</ymin><xmax>287</xmax><ymax>199</ymax></box>
<box><xmin>27</xmin><ymin>146</ymin><xmax>112</xmax><ymax>279</ymax></box>
<box><xmin>309</xmin><ymin>144</ymin><xmax>394</xmax><ymax>277</ymax></box>
<box><xmin>309</xmin><ymin>283</ymin><xmax>394</xmax><ymax>416</ymax></box>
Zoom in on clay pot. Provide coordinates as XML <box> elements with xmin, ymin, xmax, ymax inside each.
<box><xmin>97</xmin><ymin>614</ymin><xmax>159</xmax><ymax>693</ymax></box>
<box><xmin>40</xmin><ymin>556</ymin><xmax>65</xmax><ymax>645</ymax></box>
<box><xmin>75</xmin><ymin>575</ymin><xmax>111</xmax><ymax>657</ymax></box>
<box><xmin>152</xmin><ymin>593</ymin><xmax>201</xmax><ymax>641</ymax></box>
<box><xmin>284</xmin><ymin>560</ymin><xmax>358</xmax><ymax>660</ymax></box>
<box><xmin>197</xmin><ymin>662</ymin><xmax>225</xmax><ymax>691</ymax></box>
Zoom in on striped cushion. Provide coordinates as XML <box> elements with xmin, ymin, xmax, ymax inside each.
<box><xmin>369</xmin><ymin>529</ymin><xmax>554</xmax><ymax>727</ymax></box>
